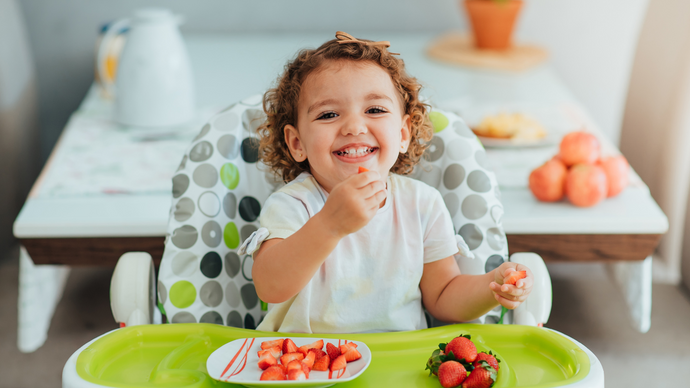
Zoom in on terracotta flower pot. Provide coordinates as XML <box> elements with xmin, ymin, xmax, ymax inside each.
<box><xmin>464</xmin><ymin>0</ymin><xmax>524</xmax><ymax>50</ymax></box>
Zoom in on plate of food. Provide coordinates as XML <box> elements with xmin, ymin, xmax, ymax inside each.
<box><xmin>206</xmin><ymin>336</ymin><xmax>371</xmax><ymax>388</ymax></box>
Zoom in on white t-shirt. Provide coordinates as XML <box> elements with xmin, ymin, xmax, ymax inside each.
<box><xmin>253</xmin><ymin>172</ymin><xmax>458</xmax><ymax>333</ymax></box>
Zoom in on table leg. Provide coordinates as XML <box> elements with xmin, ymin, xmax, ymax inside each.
<box><xmin>606</xmin><ymin>255</ymin><xmax>652</xmax><ymax>333</ymax></box>
<box><xmin>17</xmin><ymin>246</ymin><xmax>71</xmax><ymax>352</ymax></box>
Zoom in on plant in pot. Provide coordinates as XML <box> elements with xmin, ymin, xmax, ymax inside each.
<box><xmin>464</xmin><ymin>0</ymin><xmax>524</xmax><ymax>50</ymax></box>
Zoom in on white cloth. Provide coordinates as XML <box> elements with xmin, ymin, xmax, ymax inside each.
<box><xmin>252</xmin><ymin>172</ymin><xmax>459</xmax><ymax>333</ymax></box>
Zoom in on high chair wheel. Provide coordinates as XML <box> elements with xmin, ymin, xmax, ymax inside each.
<box><xmin>110</xmin><ymin>252</ymin><xmax>155</xmax><ymax>326</ymax></box>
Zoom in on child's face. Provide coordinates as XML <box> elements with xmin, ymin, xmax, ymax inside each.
<box><xmin>284</xmin><ymin>60</ymin><xmax>411</xmax><ymax>192</ymax></box>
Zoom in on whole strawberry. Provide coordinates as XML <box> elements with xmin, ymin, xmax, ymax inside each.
<box><xmin>438</xmin><ymin>361</ymin><xmax>467</xmax><ymax>388</ymax></box>
<box><xmin>473</xmin><ymin>351</ymin><xmax>500</xmax><ymax>371</ymax></box>
<box><xmin>462</xmin><ymin>360</ymin><xmax>496</xmax><ymax>388</ymax></box>
<box><xmin>445</xmin><ymin>335</ymin><xmax>477</xmax><ymax>363</ymax></box>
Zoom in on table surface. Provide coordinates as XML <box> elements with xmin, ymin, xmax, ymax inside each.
<box><xmin>13</xmin><ymin>32</ymin><xmax>668</xmax><ymax>239</ymax></box>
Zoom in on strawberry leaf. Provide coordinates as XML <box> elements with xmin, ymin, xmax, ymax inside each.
<box><xmin>438</xmin><ymin>343</ymin><xmax>447</xmax><ymax>352</ymax></box>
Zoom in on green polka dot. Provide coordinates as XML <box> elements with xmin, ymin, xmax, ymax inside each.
<box><xmin>223</xmin><ymin>222</ymin><xmax>240</xmax><ymax>249</ymax></box>
<box><xmin>169</xmin><ymin>281</ymin><xmax>196</xmax><ymax>308</ymax></box>
<box><xmin>220</xmin><ymin>163</ymin><xmax>240</xmax><ymax>190</ymax></box>
<box><xmin>429</xmin><ymin>111</ymin><xmax>449</xmax><ymax>133</ymax></box>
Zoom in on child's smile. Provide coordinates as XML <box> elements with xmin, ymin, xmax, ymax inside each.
<box><xmin>284</xmin><ymin>60</ymin><xmax>411</xmax><ymax>192</ymax></box>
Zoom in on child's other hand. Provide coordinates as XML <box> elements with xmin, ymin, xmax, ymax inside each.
<box><xmin>318</xmin><ymin>170</ymin><xmax>386</xmax><ymax>237</ymax></box>
<box><xmin>489</xmin><ymin>263</ymin><xmax>533</xmax><ymax>310</ymax></box>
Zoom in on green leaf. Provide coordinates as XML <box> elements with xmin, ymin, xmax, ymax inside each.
<box><xmin>438</xmin><ymin>343</ymin><xmax>447</xmax><ymax>352</ymax></box>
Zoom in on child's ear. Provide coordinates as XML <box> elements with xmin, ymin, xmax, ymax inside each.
<box><xmin>284</xmin><ymin>124</ymin><xmax>307</xmax><ymax>162</ymax></box>
<box><xmin>399</xmin><ymin>114</ymin><xmax>412</xmax><ymax>153</ymax></box>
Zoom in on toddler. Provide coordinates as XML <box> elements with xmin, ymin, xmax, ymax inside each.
<box><xmin>241</xmin><ymin>31</ymin><xmax>532</xmax><ymax>333</ymax></box>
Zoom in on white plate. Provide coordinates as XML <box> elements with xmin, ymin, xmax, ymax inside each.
<box><xmin>475</xmin><ymin>133</ymin><xmax>560</xmax><ymax>148</ymax></box>
<box><xmin>206</xmin><ymin>337</ymin><xmax>371</xmax><ymax>388</ymax></box>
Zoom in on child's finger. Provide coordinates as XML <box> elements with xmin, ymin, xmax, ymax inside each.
<box><xmin>494</xmin><ymin>293</ymin><xmax>520</xmax><ymax>310</ymax></box>
<box><xmin>351</xmin><ymin>170</ymin><xmax>381</xmax><ymax>188</ymax></box>
<box><xmin>360</xmin><ymin>180</ymin><xmax>386</xmax><ymax>198</ymax></box>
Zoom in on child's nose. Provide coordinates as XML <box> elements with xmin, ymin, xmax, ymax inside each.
<box><xmin>341</xmin><ymin>115</ymin><xmax>368</xmax><ymax>136</ymax></box>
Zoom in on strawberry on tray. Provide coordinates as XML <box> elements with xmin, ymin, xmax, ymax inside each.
<box><xmin>206</xmin><ymin>336</ymin><xmax>372</xmax><ymax>387</ymax></box>
<box><xmin>426</xmin><ymin>334</ymin><xmax>502</xmax><ymax>388</ymax></box>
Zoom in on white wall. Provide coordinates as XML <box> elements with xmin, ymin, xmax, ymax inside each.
<box><xmin>18</xmin><ymin>0</ymin><xmax>647</xmax><ymax>159</ymax></box>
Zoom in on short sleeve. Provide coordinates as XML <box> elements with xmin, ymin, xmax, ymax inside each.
<box><xmin>423</xmin><ymin>190</ymin><xmax>460</xmax><ymax>264</ymax></box>
<box><xmin>259</xmin><ymin>191</ymin><xmax>311</xmax><ymax>240</ymax></box>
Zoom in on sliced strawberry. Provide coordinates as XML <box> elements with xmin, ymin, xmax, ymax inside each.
<box><xmin>358</xmin><ymin>166</ymin><xmax>369</xmax><ymax>173</ymax></box>
<box><xmin>326</xmin><ymin>342</ymin><xmax>341</xmax><ymax>361</ymax></box>
<box><xmin>504</xmin><ymin>270</ymin><xmax>527</xmax><ymax>286</ymax></box>
<box><xmin>338</xmin><ymin>343</ymin><xmax>356</xmax><ymax>354</ymax></box>
<box><xmin>462</xmin><ymin>360</ymin><xmax>496</xmax><ymax>388</ymax></box>
<box><xmin>261</xmin><ymin>338</ymin><xmax>284</xmax><ymax>350</ymax></box>
<box><xmin>302</xmin><ymin>350</ymin><xmax>317</xmax><ymax>369</ymax></box>
<box><xmin>474</xmin><ymin>351</ymin><xmax>500</xmax><ymax>371</ymax></box>
<box><xmin>438</xmin><ymin>361</ymin><xmax>467</xmax><ymax>388</ymax></box>
<box><xmin>257</xmin><ymin>346</ymin><xmax>281</xmax><ymax>359</ymax></box>
<box><xmin>312</xmin><ymin>355</ymin><xmax>330</xmax><ymax>371</ymax></box>
<box><xmin>298</xmin><ymin>339</ymin><xmax>324</xmax><ymax>356</ymax></box>
<box><xmin>310</xmin><ymin>348</ymin><xmax>327</xmax><ymax>359</ymax></box>
<box><xmin>286</xmin><ymin>359</ymin><xmax>302</xmax><ymax>372</ymax></box>
<box><xmin>341</xmin><ymin>346</ymin><xmax>362</xmax><ymax>362</ymax></box>
<box><xmin>330</xmin><ymin>354</ymin><xmax>347</xmax><ymax>371</ymax></box>
<box><xmin>445</xmin><ymin>335</ymin><xmax>477</xmax><ymax>363</ymax></box>
<box><xmin>257</xmin><ymin>353</ymin><xmax>278</xmax><ymax>370</ymax></box>
<box><xmin>287</xmin><ymin>364</ymin><xmax>309</xmax><ymax>381</ymax></box>
<box><xmin>282</xmin><ymin>338</ymin><xmax>299</xmax><ymax>354</ymax></box>
<box><xmin>280</xmin><ymin>352</ymin><xmax>304</xmax><ymax>366</ymax></box>
<box><xmin>274</xmin><ymin>363</ymin><xmax>287</xmax><ymax>374</ymax></box>
<box><xmin>260</xmin><ymin>365</ymin><xmax>286</xmax><ymax>381</ymax></box>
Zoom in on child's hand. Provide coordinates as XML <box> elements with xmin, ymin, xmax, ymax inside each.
<box><xmin>489</xmin><ymin>263</ymin><xmax>533</xmax><ymax>310</ymax></box>
<box><xmin>318</xmin><ymin>170</ymin><xmax>387</xmax><ymax>237</ymax></box>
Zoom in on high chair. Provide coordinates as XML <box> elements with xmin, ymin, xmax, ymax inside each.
<box><xmin>62</xmin><ymin>96</ymin><xmax>604</xmax><ymax>387</ymax></box>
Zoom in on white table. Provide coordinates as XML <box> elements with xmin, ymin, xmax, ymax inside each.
<box><xmin>13</xmin><ymin>32</ymin><xmax>668</xmax><ymax>352</ymax></box>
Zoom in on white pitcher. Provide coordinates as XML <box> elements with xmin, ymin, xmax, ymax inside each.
<box><xmin>97</xmin><ymin>8</ymin><xmax>195</xmax><ymax>127</ymax></box>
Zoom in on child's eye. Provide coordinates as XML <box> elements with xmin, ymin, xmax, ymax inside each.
<box><xmin>367</xmin><ymin>106</ymin><xmax>388</xmax><ymax>114</ymax></box>
<box><xmin>316</xmin><ymin>111</ymin><xmax>338</xmax><ymax>120</ymax></box>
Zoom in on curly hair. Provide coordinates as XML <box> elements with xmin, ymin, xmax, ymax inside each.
<box><xmin>258</xmin><ymin>33</ymin><xmax>433</xmax><ymax>183</ymax></box>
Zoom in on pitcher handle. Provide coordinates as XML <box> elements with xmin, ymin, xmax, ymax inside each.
<box><xmin>96</xmin><ymin>18</ymin><xmax>130</xmax><ymax>98</ymax></box>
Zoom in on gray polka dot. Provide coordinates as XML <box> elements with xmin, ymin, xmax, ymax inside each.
<box><xmin>200</xmin><ymin>252</ymin><xmax>222</xmax><ymax>278</ymax></box>
<box><xmin>225</xmin><ymin>281</ymin><xmax>241</xmax><ymax>307</ymax></box>
<box><xmin>198</xmin><ymin>191</ymin><xmax>220</xmax><ymax>217</ymax></box>
<box><xmin>462</xmin><ymin>194</ymin><xmax>488</xmax><ymax>220</ymax></box>
<box><xmin>225</xmin><ymin>252</ymin><xmax>241</xmax><ymax>278</ymax></box>
<box><xmin>458</xmin><ymin>224</ymin><xmax>483</xmax><ymax>250</ymax></box>
<box><xmin>491</xmin><ymin>205</ymin><xmax>504</xmax><ymax>224</ymax></box>
<box><xmin>242</xmin><ymin>109</ymin><xmax>266</xmax><ymax>133</ymax></box>
<box><xmin>447</xmin><ymin>138</ymin><xmax>474</xmax><ymax>161</ymax></box>
<box><xmin>171</xmin><ymin>251</ymin><xmax>198</xmax><ymax>277</ymax></box>
<box><xmin>454</xmin><ymin>120</ymin><xmax>475</xmax><ymax>138</ymax></box>
<box><xmin>486</xmin><ymin>227</ymin><xmax>506</xmax><ymax>251</ymax></box>
<box><xmin>443</xmin><ymin>164</ymin><xmax>466</xmax><ymax>190</ymax></box>
<box><xmin>223</xmin><ymin>193</ymin><xmax>237</xmax><ymax>219</ymax></box>
<box><xmin>158</xmin><ymin>280</ymin><xmax>167</xmax><ymax>304</ymax></box>
<box><xmin>245</xmin><ymin>313</ymin><xmax>256</xmax><ymax>329</ymax></box>
<box><xmin>485</xmin><ymin>254</ymin><xmax>505</xmax><ymax>273</ymax></box>
<box><xmin>423</xmin><ymin>137</ymin><xmax>445</xmax><ymax>162</ymax></box>
<box><xmin>416</xmin><ymin>164</ymin><xmax>442</xmax><ymax>189</ymax></box>
<box><xmin>200</xmin><ymin>311</ymin><xmax>223</xmax><ymax>325</ymax></box>
<box><xmin>241</xmin><ymin>224</ymin><xmax>258</xmax><ymax>243</ymax></box>
<box><xmin>226</xmin><ymin>310</ymin><xmax>243</xmax><ymax>328</ymax></box>
<box><xmin>217</xmin><ymin>134</ymin><xmax>240</xmax><ymax>160</ymax></box>
<box><xmin>172</xmin><ymin>174</ymin><xmax>189</xmax><ymax>198</ymax></box>
<box><xmin>174</xmin><ymin>197</ymin><xmax>195</xmax><ymax>222</ymax></box>
<box><xmin>189</xmin><ymin>141</ymin><xmax>214</xmax><ymax>162</ymax></box>
<box><xmin>241</xmin><ymin>95</ymin><xmax>262</xmax><ymax>106</ymax></box>
<box><xmin>176</xmin><ymin>155</ymin><xmax>188</xmax><ymax>172</ymax></box>
<box><xmin>193</xmin><ymin>124</ymin><xmax>211</xmax><ymax>141</ymax></box>
<box><xmin>484</xmin><ymin>315</ymin><xmax>500</xmax><ymax>324</ymax></box>
<box><xmin>171</xmin><ymin>311</ymin><xmax>196</xmax><ymax>323</ymax></box>
<box><xmin>193</xmin><ymin>164</ymin><xmax>218</xmax><ymax>188</ymax></box>
<box><xmin>200</xmin><ymin>281</ymin><xmax>223</xmax><ymax>307</ymax></box>
<box><xmin>241</xmin><ymin>283</ymin><xmax>259</xmax><ymax>309</ymax></box>
<box><xmin>171</xmin><ymin>225</ymin><xmax>198</xmax><ymax>249</ymax></box>
<box><xmin>475</xmin><ymin>150</ymin><xmax>488</xmax><ymax>168</ymax></box>
<box><xmin>242</xmin><ymin>255</ymin><xmax>253</xmax><ymax>281</ymax></box>
<box><xmin>201</xmin><ymin>221</ymin><xmax>222</xmax><ymax>248</ymax></box>
<box><xmin>468</xmin><ymin>170</ymin><xmax>492</xmax><ymax>193</ymax></box>
<box><xmin>213</xmin><ymin>112</ymin><xmax>240</xmax><ymax>131</ymax></box>
<box><xmin>443</xmin><ymin>192</ymin><xmax>460</xmax><ymax>218</ymax></box>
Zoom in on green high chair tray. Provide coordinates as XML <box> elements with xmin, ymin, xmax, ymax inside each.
<box><xmin>67</xmin><ymin>323</ymin><xmax>601</xmax><ymax>388</ymax></box>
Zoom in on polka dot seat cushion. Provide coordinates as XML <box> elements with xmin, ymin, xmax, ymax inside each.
<box><xmin>157</xmin><ymin>98</ymin><xmax>508</xmax><ymax>329</ymax></box>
